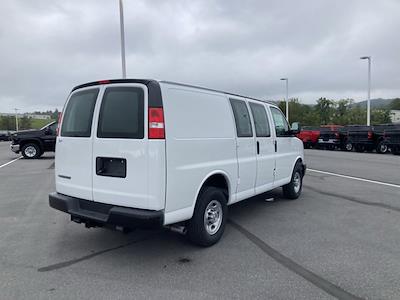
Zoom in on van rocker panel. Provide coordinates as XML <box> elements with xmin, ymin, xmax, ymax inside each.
<box><xmin>49</xmin><ymin>192</ymin><xmax>163</xmax><ymax>229</ymax></box>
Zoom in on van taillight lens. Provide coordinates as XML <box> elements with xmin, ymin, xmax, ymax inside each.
<box><xmin>56</xmin><ymin>112</ymin><xmax>62</xmax><ymax>136</ymax></box>
<box><xmin>368</xmin><ymin>131</ymin><xmax>373</xmax><ymax>139</ymax></box>
<box><xmin>148</xmin><ymin>107</ymin><xmax>165</xmax><ymax>139</ymax></box>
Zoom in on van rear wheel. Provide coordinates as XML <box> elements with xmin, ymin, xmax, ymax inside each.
<box><xmin>187</xmin><ymin>187</ymin><xmax>227</xmax><ymax>247</ymax></box>
<box><xmin>282</xmin><ymin>162</ymin><xmax>303</xmax><ymax>200</ymax></box>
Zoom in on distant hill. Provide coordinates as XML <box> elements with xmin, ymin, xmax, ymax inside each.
<box><xmin>353</xmin><ymin>98</ymin><xmax>394</xmax><ymax>109</ymax></box>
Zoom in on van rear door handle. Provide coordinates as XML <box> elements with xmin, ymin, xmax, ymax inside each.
<box><xmin>274</xmin><ymin>140</ymin><xmax>277</xmax><ymax>152</ymax></box>
<box><xmin>256</xmin><ymin>141</ymin><xmax>260</xmax><ymax>154</ymax></box>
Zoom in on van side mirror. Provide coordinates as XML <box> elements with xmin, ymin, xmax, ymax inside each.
<box><xmin>291</xmin><ymin>122</ymin><xmax>301</xmax><ymax>134</ymax></box>
<box><xmin>44</xmin><ymin>127</ymin><xmax>51</xmax><ymax>135</ymax></box>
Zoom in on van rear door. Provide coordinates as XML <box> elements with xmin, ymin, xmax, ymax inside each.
<box><xmin>92</xmin><ymin>84</ymin><xmax>150</xmax><ymax>209</ymax></box>
<box><xmin>56</xmin><ymin>88</ymin><xmax>100</xmax><ymax>200</ymax></box>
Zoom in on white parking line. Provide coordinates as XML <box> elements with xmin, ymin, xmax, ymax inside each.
<box><xmin>308</xmin><ymin>168</ymin><xmax>400</xmax><ymax>189</ymax></box>
<box><xmin>0</xmin><ymin>157</ymin><xmax>22</xmax><ymax>169</ymax></box>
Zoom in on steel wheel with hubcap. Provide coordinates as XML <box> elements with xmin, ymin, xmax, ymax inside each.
<box><xmin>293</xmin><ymin>172</ymin><xmax>301</xmax><ymax>194</ymax></box>
<box><xmin>345</xmin><ymin>141</ymin><xmax>353</xmax><ymax>151</ymax></box>
<box><xmin>21</xmin><ymin>143</ymin><xmax>41</xmax><ymax>159</ymax></box>
<box><xmin>187</xmin><ymin>186</ymin><xmax>227</xmax><ymax>246</ymax></box>
<box><xmin>283</xmin><ymin>161</ymin><xmax>304</xmax><ymax>199</ymax></box>
<box><xmin>376</xmin><ymin>141</ymin><xmax>388</xmax><ymax>154</ymax></box>
<box><xmin>204</xmin><ymin>200</ymin><xmax>223</xmax><ymax>235</ymax></box>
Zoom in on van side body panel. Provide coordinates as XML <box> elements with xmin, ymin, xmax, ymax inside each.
<box><xmin>161</xmin><ymin>84</ymin><xmax>238</xmax><ymax>225</ymax></box>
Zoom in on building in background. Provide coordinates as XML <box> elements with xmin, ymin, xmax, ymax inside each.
<box><xmin>390</xmin><ymin>110</ymin><xmax>400</xmax><ymax>123</ymax></box>
<box><xmin>0</xmin><ymin>112</ymin><xmax>51</xmax><ymax>120</ymax></box>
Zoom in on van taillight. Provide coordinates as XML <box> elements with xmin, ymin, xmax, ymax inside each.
<box><xmin>368</xmin><ymin>131</ymin><xmax>373</xmax><ymax>139</ymax></box>
<box><xmin>335</xmin><ymin>132</ymin><xmax>339</xmax><ymax>138</ymax></box>
<box><xmin>56</xmin><ymin>112</ymin><xmax>62</xmax><ymax>136</ymax></box>
<box><xmin>148</xmin><ymin>107</ymin><xmax>165</xmax><ymax>139</ymax></box>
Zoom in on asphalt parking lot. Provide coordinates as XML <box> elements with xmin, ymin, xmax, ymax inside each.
<box><xmin>0</xmin><ymin>141</ymin><xmax>399</xmax><ymax>299</ymax></box>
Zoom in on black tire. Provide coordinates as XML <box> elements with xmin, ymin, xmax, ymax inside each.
<box><xmin>344</xmin><ymin>141</ymin><xmax>353</xmax><ymax>151</ymax></box>
<box><xmin>21</xmin><ymin>143</ymin><xmax>41</xmax><ymax>159</ymax></box>
<box><xmin>376</xmin><ymin>141</ymin><xmax>388</xmax><ymax>154</ymax></box>
<box><xmin>354</xmin><ymin>145</ymin><xmax>364</xmax><ymax>152</ymax></box>
<box><xmin>187</xmin><ymin>186</ymin><xmax>227</xmax><ymax>247</ymax></box>
<box><xmin>282</xmin><ymin>162</ymin><xmax>303</xmax><ymax>200</ymax></box>
<box><xmin>392</xmin><ymin>147</ymin><xmax>400</xmax><ymax>155</ymax></box>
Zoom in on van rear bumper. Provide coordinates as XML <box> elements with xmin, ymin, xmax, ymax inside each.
<box><xmin>49</xmin><ymin>192</ymin><xmax>163</xmax><ymax>229</ymax></box>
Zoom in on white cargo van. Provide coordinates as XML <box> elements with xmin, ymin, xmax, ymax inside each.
<box><xmin>49</xmin><ymin>79</ymin><xmax>306</xmax><ymax>246</ymax></box>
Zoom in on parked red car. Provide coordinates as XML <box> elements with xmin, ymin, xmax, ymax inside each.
<box><xmin>296</xmin><ymin>126</ymin><xmax>320</xmax><ymax>148</ymax></box>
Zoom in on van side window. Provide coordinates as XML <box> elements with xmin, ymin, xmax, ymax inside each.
<box><xmin>61</xmin><ymin>89</ymin><xmax>99</xmax><ymax>137</ymax></box>
<box><xmin>230</xmin><ymin>99</ymin><xmax>253</xmax><ymax>137</ymax></box>
<box><xmin>97</xmin><ymin>87</ymin><xmax>144</xmax><ymax>139</ymax></box>
<box><xmin>270</xmin><ymin>107</ymin><xmax>289</xmax><ymax>136</ymax></box>
<box><xmin>249</xmin><ymin>103</ymin><xmax>270</xmax><ymax>137</ymax></box>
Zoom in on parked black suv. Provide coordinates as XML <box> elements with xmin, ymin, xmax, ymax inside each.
<box><xmin>340</xmin><ymin>125</ymin><xmax>375</xmax><ymax>152</ymax></box>
<box><xmin>340</xmin><ymin>124</ymin><xmax>396</xmax><ymax>153</ymax></box>
<box><xmin>372</xmin><ymin>124</ymin><xmax>398</xmax><ymax>154</ymax></box>
<box><xmin>384</xmin><ymin>125</ymin><xmax>400</xmax><ymax>155</ymax></box>
<box><xmin>10</xmin><ymin>122</ymin><xmax>57</xmax><ymax>158</ymax></box>
<box><xmin>317</xmin><ymin>125</ymin><xmax>343</xmax><ymax>150</ymax></box>
<box><xmin>0</xmin><ymin>131</ymin><xmax>11</xmax><ymax>141</ymax></box>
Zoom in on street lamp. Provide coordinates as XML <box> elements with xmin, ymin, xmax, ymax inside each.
<box><xmin>360</xmin><ymin>56</ymin><xmax>371</xmax><ymax>126</ymax></box>
<box><xmin>280</xmin><ymin>78</ymin><xmax>289</xmax><ymax>122</ymax></box>
<box><xmin>119</xmin><ymin>0</ymin><xmax>127</xmax><ymax>78</ymax></box>
<box><xmin>14</xmin><ymin>108</ymin><xmax>19</xmax><ymax>131</ymax></box>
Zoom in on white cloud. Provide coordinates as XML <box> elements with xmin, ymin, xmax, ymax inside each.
<box><xmin>0</xmin><ymin>0</ymin><xmax>399</xmax><ymax>113</ymax></box>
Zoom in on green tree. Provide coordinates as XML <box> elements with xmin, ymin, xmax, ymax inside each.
<box><xmin>332</xmin><ymin>99</ymin><xmax>353</xmax><ymax>125</ymax></box>
<box><xmin>0</xmin><ymin>116</ymin><xmax>16</xmax><ymax>131</ymax></box>
<box><xmin>315</xmin><ymin>98</ymin><xmax>335</xmax><ymax>125</ymax></box>
<box><xmin>390</xmin><ymin>98</ymin><xmax>400</xmax><ymax>110</ymax></box>
<box><xmin>19</xmin><ymin>116</ymin><xmax>32</xmax><ymax>130</ymax></box>
<box><xmin>371</xmin><ymin>109</ymin><xmax>391</xmax><ymax>125</ymax></box>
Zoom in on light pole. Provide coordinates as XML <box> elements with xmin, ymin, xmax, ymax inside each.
<box><xmin>360</xmin><ymin>56</ymin><xmax>371</xmax><ymax>126</ymax></box>
<box><xmin>14</xmin><ymin>108</ymin><xmax>19</xmax><ymax>131</ymax></box>
<box><xmin>119</xmin><ymin>0</ymin><xmax>127</xmax><ymax>78</ymax></box>
<box><xmin>280</xmin><ymin>78</ymin><xmax>289</xmax><ymax>122</ymax></box>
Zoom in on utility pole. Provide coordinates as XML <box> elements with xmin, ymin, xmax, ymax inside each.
<box><xmin>360</xmin><ymin>56</ymin><xmax>371</xmax><ymax>126</ymax></box>
<box><xmin>14</xmin><ymin>108</ymin><xmax>19</xmax><ymax>131</ymax></box>
<box><xmin>119</xmin><ymin>0</ymin><xmax>127</xmax><ymax>78</ymax></box>
<box><xmin>280</xmin><ymin>78</ymin><xmax>289</xmax><ymax>122</ymax></box>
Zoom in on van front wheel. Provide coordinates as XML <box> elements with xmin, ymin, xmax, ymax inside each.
<box><xmin>187</xmin><ymin>187</ymin><xmax>227</xmax><ymax>247</ymax></box>
<box><xmin>282</xmin><ymin>162</ymin><xmax>303</xmax><ymax>200</ymax></box>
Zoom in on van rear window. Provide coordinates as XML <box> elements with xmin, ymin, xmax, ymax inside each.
<box><xmin>97</xmin><ymin>87</ymin><xmax>144</xmax><ymax>139</ymax></box>
<box><xmin>61</xmin><ymin>89</ymin><xmax>99</xmax><ymax>137</ymax></box>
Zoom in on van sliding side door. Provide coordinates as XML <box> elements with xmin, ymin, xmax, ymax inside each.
<box><xmin>229</xmin><ymin>98</ymin><xmax>257</xmax><ymax>201</ymax></box>
<box><xmin>248</xmin><ymin>101</ymin><xmax>275</xmax><ymax>193</ymax></box>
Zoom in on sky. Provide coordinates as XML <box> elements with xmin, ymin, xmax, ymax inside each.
<box><xmin>1</xmin><ymin>0</ymin><xmax>400</xmax><ymax>113</ymax></box>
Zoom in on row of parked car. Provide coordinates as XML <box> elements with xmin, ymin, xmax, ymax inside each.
<box><xmin>297</xmin><ymin>124</ymin><xmax>400</xmax><ymax>154</ymax></box>
<box><xmin>0</xmin><ymin>131</ymin><xmax>13</xmax><ymax>141</ymax></box>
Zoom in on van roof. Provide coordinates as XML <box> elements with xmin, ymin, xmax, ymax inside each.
<box><xmin>72</xmin><ymin>79</ymin><xmax>275</xmax><ymax>106</ymax></box>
